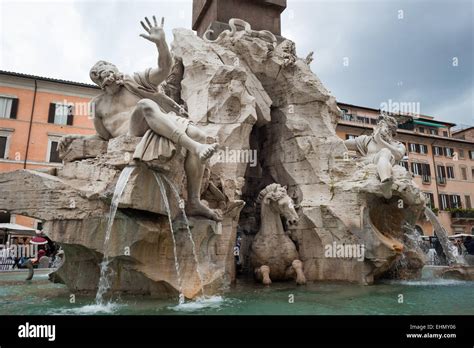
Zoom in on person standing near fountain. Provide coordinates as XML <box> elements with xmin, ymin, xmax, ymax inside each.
<box><xmin>59</xmin><ymin>16</ymin><xmax>221</xmax><ymax>221</ymax></box>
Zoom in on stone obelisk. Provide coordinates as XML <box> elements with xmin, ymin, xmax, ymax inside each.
<box><xmin>192</xmin><ymin>0</ymin><xmax>287</xmax><ymax>38</ymax></box>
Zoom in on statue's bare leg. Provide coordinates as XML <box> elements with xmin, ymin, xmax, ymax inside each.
<box><xmin>185</xmin><ymin>125</ymin><xmax>222</xmax><ymax>221</ymax></box>
<box><xmin>130</xmin><ymin>99</ymin><xmax>217</xmax><ymax>162</ymax></box>
<box><xmin>376</xmin><ymin>148</ymin><xmax>394</xmax><ymax>183</ymax></box>
<box><xmin>129</xmin><ymin>100</ymin><xmax>221</xmax><ymax>220</ymax></box>
<box><xmin>291</xmin><ymin>260</ymin><xmax>306</xmax><ymax>285</ymax></box>
<box><xmin>255</xmin><ymin>265</ymin><xmax>272</xmax><ymax>285</ymax></box>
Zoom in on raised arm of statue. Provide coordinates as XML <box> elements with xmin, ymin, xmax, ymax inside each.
<box><xmin>139</xmin><ymin>16</ymin><xmax>172</xmax><ymax>87</ymax></box>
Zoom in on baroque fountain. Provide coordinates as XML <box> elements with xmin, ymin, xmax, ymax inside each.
<box><xmin>1</xmin><ymin>16</ymin><xmax>472</xmax><ymax>307</ymax></box>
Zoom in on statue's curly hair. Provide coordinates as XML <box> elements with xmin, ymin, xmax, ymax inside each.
<box><xmin>89</xmin><ymin>60</ymin><xmax>123</xmax><ymax>86</ymax></box>
<box><xmin>256</xmin><ymin>183</ymin><xmax>287</xmax><ymax>204</ymax></box>
<box><xmin>377</xmin><ymin>113</ymin><xmax>398</xmax><ymax>129</ymax></box>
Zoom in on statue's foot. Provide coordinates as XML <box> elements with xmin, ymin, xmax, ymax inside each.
<box><xmin>186</xmin><ymin>200</ymin><xmax>222</xmax><ymax>221</ymax></box>
<box><xmin>197</xmin><ymin>143</ymin><xmax>218</xmax><ymax>163</ymax></box>
<box><xmin>260</xmin><ymin>265</ymin><xmax>272</xmax><ymax>286</ymax></box>
<box><xmin>292</xmin><ymin>260</ymin><xmax>306</xmax><ymax>285</ymax></box>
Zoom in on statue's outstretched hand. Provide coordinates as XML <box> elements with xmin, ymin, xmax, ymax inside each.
<box><xmin>140</xmin><ymin>16</ymin><xmax>166</xmax><ymax>44</ymax></box>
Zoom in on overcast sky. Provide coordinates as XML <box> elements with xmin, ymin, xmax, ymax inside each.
<box><xmin>0</xmin><ymin>0</ymin><xmax>472</xmax><ymax>126</ymax></box>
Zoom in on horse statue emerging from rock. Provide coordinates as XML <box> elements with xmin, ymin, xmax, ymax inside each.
<box><xmin>250</xmin><ymin>183</ymin><xmax>306</xmax><ymax>285</ymax></box>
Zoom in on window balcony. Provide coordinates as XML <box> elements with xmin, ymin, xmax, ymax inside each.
<box><xmin>450</xmin><ymin>209</ymin><xmax>474</xmax><ymax>223</ymax></box>
<box><xmin>437</xmin><ymin>177</ymin><xmax>446</xmax><ymax>185</ymax></box>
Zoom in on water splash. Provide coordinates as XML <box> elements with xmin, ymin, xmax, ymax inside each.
<box><xmin>50</xmin><ymin>302</ymin><xmax>122</xmax><ymax>315</ymax></box>
<box><xmin>153</xmin><ymin>172</ymin><xmax>185</xmax><ymax>305</ymax></box>
<box><xmin>161</xmin><ymin>174</ymin><xmax>206</xmax><ymax>298</ymax></box>
<box><xmin>95</xmin><ymin>166</ymin><xmax>135</xmax><ymax>305</ymax></box>
<box><xmin>168</xmin><ymin>295</ymin><xmax>226</xmax><ymax>312</ymax></box>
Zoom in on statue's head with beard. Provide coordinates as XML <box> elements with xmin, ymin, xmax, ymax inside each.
<box><xmin>376</xmin><ymin>114</ymin><xmax>398</xmax><ymax>141</ymax></box>
<box><xmin>90</xmin><ymin>61</ymin><xmax>124</xmax><ymax>95</ymax></box>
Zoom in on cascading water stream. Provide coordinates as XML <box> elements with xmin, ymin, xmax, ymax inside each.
<box><xmin>427</xmin><ymin>248</ymin><xmax>440</xmax><ymax>266</ymax></box>
<box><xmin>153</xmin><ymin>172</ymin><xmax>185</xmax><ymax>305</ymax></box>
<box><xmin>424</xmin><ymin>207</ymin><xmax>465</xmax><ymax>266</ymax></box>
<box><xmin>95</xmin><ymin>166</ymin><xmax>135</xmax><ymax>305</ymax></box>
<box><xmin>161</xmin><ymin>174</ymin><xmax>206</xmax><ymax>298</ymax></box>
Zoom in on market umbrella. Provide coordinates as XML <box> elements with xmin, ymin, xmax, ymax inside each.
<box><xmin>30</xmin><ymin>236</ymin><xmax>48</xmax><ymax>245</ymax></box>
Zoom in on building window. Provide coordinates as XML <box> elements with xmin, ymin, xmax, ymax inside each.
<box><xmin>0</xmin><ymin>97</ymin><xmax>18</xmax><ymax>119</ymax></box>
<box><xmin>418</xmin><ymin>127</ymin><xmax>425</xmax><ymax>133</ymax></box>
<box><xmin>356</xmin><ymin>116</ymin><xmax>370</xmax><ymax>124</ymax></box>
<box><xmin>345</xmin><ymin>134</ymin><xmax>357</xmax><ymax>140</ymax></box>
<box><xmin>466</xmin><ymin>195</ymin><xmax>472</xmax><ymax>209</ymax></box>
<box><xmin>446</xmin><ymin>166</ymin><xmax>455</xmax><ymax>179</ymax></box>
<box><xmin>424</xmin><ymin>192</ymin><xmax>435</xmax><ymax>208</ymax></box>
<box><xmin>461</xmin><ymin>167</ymin><xmax>467</xmax><ymax>180</ymax></box>
<box><xmin>409</xmin><ymin>143</ymin><xmax>427</xmax><ymax>154</ymax></box>
<box><xmin>443</xmin><ymin>131</ymin><xmax>448</xmax><ymax>137</ymax></box>
<box><xmin>0</xmin><ymin>136</ymin><xmax>7</xmax><ymax>159</ymax></box>
<box><xmin>0</xmin><ymin>130</ymin><xmax>13</xmax><ymax>159</ymax></box>
<box><xmin>370</xmin><ymin>118</ymin><xmax>377</xmax><ymax>125</ymax></box>
<box><xmin>412</xmin><ymin>162</ymin><xmax>431</xmax><ymax>182</ymax></box>
<box><xmin>459</xmin><ymin>149</ymin><xmax>465</xmax><ymax>158</ymax></box>
<box><xmin>469</xmin><ymin>150</ymin><xmax>474</xmax><ymax>160</ymax></box>
<box><xmin>47</xmin><ymin>138</ymin><xmax>62</xmax><ymax>163</ymax></box>
<box><xmin>411</xmin><ymin>162</ymin><xmax>421</xmax><ymax>175</ymax></box>
<box><xmin>439</xmin><ymin>194</ymin><xmax>462</xmax><ymax>210</ymax></box>
<box><xmin>445</xmin><ymin>147</ymin><xmax>454</xmax><ymax>157</ymax></box>
<box><xmin>439</xmin><ymin>194</ymin><xmax>448</xmax><ymax>210</ymax></box>
<box><xmin>433</xmin><ymin>146</ymin><xmax>443</xmax><ymax>156</ymax></box>
<box><xmin>451</xmin><ymin>195</ymin><xmax>461</xmax><ymax>208</ymax></box>
<box><xmin>48</xmin><ymin>103</ymin><xmax>74</xmax><ymax>126</ymax></box>
<box><xmin>399</xmin><ymin>160</ymin><xmax>409</xmax><ymax>171</ymax></box>
<box><xmin>437</xmin><ymin>165</ymin><xmax>446</xmax><ymax>184</ymax></box>
<box><xmin>430</xmin><ymin>129</ymin><xmax>438</xmax><ymax>135</ymax></box>
<box><xmin>472</xmin><ymin>168</ymin><xmax>474</xmax><ymax>180</ymax></box>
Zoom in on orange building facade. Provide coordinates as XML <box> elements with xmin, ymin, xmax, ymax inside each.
<box><xmin>0</xmin><ymin>71</ymin><xmax>99</xmax><ymax>228</ymax></box>
<box><xmin>336</xmin><ymin>103</ymin><xmax>474</xmax><ymax>236</ymax></box>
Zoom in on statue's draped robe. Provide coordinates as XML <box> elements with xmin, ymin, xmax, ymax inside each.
<box><xmin>354</xmin><ymin>135</ymin><xmax>400</xmax><ymax>165</ymax></box>
<box><xmin>123</xmin><ymin>68</ymin><xmax>190</xmax><ymax>162</ymax></box>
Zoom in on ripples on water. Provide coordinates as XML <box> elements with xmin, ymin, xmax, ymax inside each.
<box><xmin>1</xmin><ymin>274</ymin><xmax>474</xmax><ymax>315</ymax></box>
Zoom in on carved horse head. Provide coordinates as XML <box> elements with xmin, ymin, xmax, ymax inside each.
<box><xmin>257</xmin><ymin>183</ymin><xmax>299</xmax><ymax>226</ymax></box>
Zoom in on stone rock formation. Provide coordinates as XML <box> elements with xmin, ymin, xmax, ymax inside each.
<box><xmin>0</xmin><ymin>19</ymin><xmax>430</xmax><ymax>300</ymax></box>
<box><xmin>171</xmin><ymin>18</ymin><xmax>426</xmax><ymax>284</ymax></box>
<box><xmin>0</xmin><ymin>135</ymin><xmax>239</xmax><ymax>299</ymax></box>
